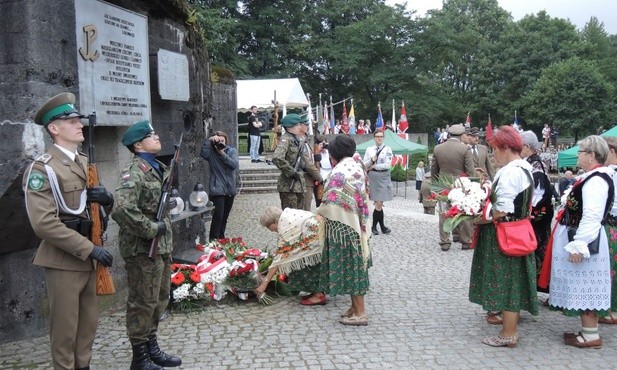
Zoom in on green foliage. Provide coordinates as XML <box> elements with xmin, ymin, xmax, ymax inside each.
<box><xmin>185</xmin><ymin>0</ymin><xmax>617</xmax><ymax>136</ymax></box>
<box><xmin>524</xmin><ymin>57</ymin><xmax>617</xmax><ymax>138</ymax></box>
<box><xmin>390</xmin><ymin>163</ymin><xmax>407</xmax><ymax>182</ymax></box>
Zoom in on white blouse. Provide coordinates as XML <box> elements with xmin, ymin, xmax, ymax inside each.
<box><xmin>493</xmin><ymin>159</ymin><xmax>532</xmax><ymax>214</ymax></box>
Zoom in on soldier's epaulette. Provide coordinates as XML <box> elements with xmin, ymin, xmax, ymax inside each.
<box><xmin>35</xmin><ymin>153</ymin><xmax>52</xmax><ymax>164</ymax></box>
<box><xmin>138</xmin><ymin>162</ymin><xmax>150</xmax><ymax>173</ymax></box>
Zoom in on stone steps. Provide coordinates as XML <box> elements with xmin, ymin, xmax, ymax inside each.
<box><xmin>238</xmin><ymin>165</ymin><xmax>280</xmax><ymax>194</ymax></box>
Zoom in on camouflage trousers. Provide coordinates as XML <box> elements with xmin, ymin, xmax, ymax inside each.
<box><xmin>124</xmin><ymin>253</ymin><xmax>171</xmax><ymax>344</ymax></box>
<box><xmin>279</xmin><ymin>191</ymin><xmax>304</xmax><ymax>210</ymax></box>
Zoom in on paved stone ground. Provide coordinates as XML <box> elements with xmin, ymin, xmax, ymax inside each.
<box><xmin>2</xmin><ymin>158</ymin><xmax>617</xmax><ymax>368</ymax></box>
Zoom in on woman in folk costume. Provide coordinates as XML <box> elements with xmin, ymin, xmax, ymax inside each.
<box><xmin>468</xmin><ymin>125</ymin><xmax>538</xmax><ymax>348</ymax></box>
<box><xmin>520</xmin><ymin>131</ymin><xmax>554</xmax><ymax>290</ymax></box>
<box><xmin>600</xmin><ymin>136</ymin><xmax>617</xmax><ymax>325</ymax></box>
<box><xmin>363</xmin><ymin>130</ymin><xmax>393</xmax><ymax>235</ymax></box>
<box><xmin>539</xmin><ymin>135</ymin><xmax>614</xmax><ymax>349</ymax></box>
<box><xmin>317</xmin><ymin>135</ymin><xmax>372</xmax><ymax>326</ymax></box>
<box><xmin>256</xmin><ymin>207</ymin><xmax>326</xmax><ymax>306</ymax></box>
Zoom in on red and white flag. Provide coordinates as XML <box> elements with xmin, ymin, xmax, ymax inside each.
<box><xmin>398</xmin><ymin>101</ymin><xmax>409</xmax><ymax>133</ymax></box>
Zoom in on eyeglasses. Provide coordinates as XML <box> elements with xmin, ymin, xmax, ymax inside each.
<box><xmin>578</xmin><ymin>150</ymin><xmax>590</xmax><ymax>154</ymax></box>
<box><xmin>375</xmin><ymin>135</ymin><xmax>384</xmax><ymax>138</ymax></box>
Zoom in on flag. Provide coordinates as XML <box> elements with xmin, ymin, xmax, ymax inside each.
<box><xmin>513</xmin><ymin>110</ymin><xmax>519</xmax><ymax>127</ymax></box>
<box><xmin>323</xmin><ymin>103</ymin><xmax>329</xmax><ymax>134</ymax></box>
<box><xmin>329</xmin><ymin>99</ymin><xmax>335</xmax><ymax>130</ymax></box>
<box><xmin>376</xmin><ymin>102</ymin><xmax>384</xmax><ymax>130</ymax></box>
<box><xmin>306</xmin><ymin>95</ymin><xmax>314</xmax><ymax>136</ymax></box>
<box><xmin>486</xmin><ymin>114</ymin><xmax>493</xmax><ymax>142</ymax></box>
<box><xmin>349</xmin><ymin>102</ymin><xmax>356</xmax><ymax>134</ymax></box>
<box><xmin>398</xmin><ymin>101</ymin><xmax>409</xmax><ymax>133</ymax></box>
<box><xmin>465</xmin><ymin>111</ymin><xmax>471</xmax><ymax>128</ymax></box>
<box><xmin>341</xmin><ymin>100</ymin><xmax>349</xmax><ymax>134</ymax></box>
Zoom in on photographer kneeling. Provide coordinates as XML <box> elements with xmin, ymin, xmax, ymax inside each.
<box><xmin>200</xmin><ymin>131</ymin><xmax>239</xmax><ymax>241</ymax></box>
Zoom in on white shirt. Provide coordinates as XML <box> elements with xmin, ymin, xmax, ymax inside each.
<box><xmin>493</xmin><ymin>159</ymin><xmax>532</xmax><ymax>214</ymax></box>
<box><xmin>363</xmin><ymin>145</ymin><xmax>393</xmax><ymax>171</ymax></box>
<box><xmin>54</xmin><ymin>143</ymin><xmax>78</xmax><ymax>161</ymax></box>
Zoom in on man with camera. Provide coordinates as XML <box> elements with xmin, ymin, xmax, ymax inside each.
<box><xmin>200</xmin><ymin>131</ymin><xmax>239</xmax><ymax>240</ymax></box>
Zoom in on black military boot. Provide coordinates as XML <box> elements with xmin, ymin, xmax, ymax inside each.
<box><xmin>372</xmin><ymin>210</ymin><xmax>379</xmax><ymax>235</ymax></box>
<box><xmin>147</xmin><ymin>334</ymin><xmax>182</xmax><ymax>367</ymax></box>
<box><xmin>131</xmin><ymin>342</ymin><xmax>163</xmax><ymax>370</ymax></box>
<box><xmin>378</xmin><ymin>210</ymin><xmax>391</xmax><ymax>234</ymax></box>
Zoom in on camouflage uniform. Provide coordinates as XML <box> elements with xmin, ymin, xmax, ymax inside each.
<box><xmin>111</xmin><ymin>156</ymin><xmax>172</xmax><ymax>345</ymax></box>
<box><xmin>272</xmin><ymin>131</ymin><xmax>307</xmax><ymax>210</ymax></box>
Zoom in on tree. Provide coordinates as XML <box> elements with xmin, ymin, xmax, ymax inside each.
<box><xmin>523</xmin><ymin>57</ymin><xmax>617</xmax><ymax>140</ymax></box>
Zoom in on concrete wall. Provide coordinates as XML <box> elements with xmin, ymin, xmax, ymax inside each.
<box><xmin>0</xmin><ymin>0</ymin><xmax>235</xmax><ymax>343</ymax></box>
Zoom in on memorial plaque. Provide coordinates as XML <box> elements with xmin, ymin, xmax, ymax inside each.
<box><xmin>75</xmin><ymin>0</ymin><xmax>151</xmax><ymax>126</ymax></box>
<box><xmin>158</xmin><ymin>49</ymin><xmax>190</xmax><ymax>101</ymax></box>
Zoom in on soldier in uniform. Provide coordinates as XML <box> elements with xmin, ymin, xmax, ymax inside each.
<box><xmin>23</xmin><ymin>92</ymin><xmax>114</xmax><ymax>370</ymax></box>
<box><xmin>272</xmin><ymin>113</ymin><xmax>321</xmax><ymax>210</ymax></box>
<box><xmin>431</xmin><ymin>124</ymin><xmax>476</xmax><ymax>251</ymax></box>
<box><xmin>467</xmin><ymin>127</ymin><xmax>495</xmax><ymax>180</ymax></box>
<box><xmin>111</xmin><ymin>120</ymin><xmax>181</xmax><ymax>370</ymax></box>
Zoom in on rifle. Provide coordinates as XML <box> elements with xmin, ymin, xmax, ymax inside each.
<box><xmin>149</xmin><ymin>133</ymin><xmax>183</xmax><ymax>259</ymax></box>
<box><xmin>87</xmin><ymin>112</ymin><xmax>116</xmax><ymax>295</ymax></box>
<box><xmin>288</xmin><ymin>138</ymin><xmax>305</xmax><ymax>191</ymax></box>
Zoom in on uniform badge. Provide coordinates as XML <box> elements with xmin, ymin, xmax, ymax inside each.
<box><xmin>28</xmin><ymin>171</ymin><xmax>45</xmax><ymax>191</ymax></box>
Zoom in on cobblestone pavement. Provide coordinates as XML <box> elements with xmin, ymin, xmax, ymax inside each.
<box><xmin>2</xmin><ymin>167</ymin><xmax>617</xmax><ymax>368</ymax></box>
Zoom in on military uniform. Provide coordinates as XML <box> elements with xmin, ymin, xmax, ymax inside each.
<box><xmin>431</xmin><ymin>124</ymin><xmax>475</xmax><ymax>251</ymax></box>
<box><xmin>23</xmin><ymin>92</ymin><xmax>113</xmax><ymax>370</ymax></box>
<box><xmin>273</xmin><ymin>114</ymin><xmax>315</xmax><ymax>210</ymax></box>
<box><xmin>111</xmin><ymin>120</ymin><xmax>181</xmax><ymax>369</ymax></box>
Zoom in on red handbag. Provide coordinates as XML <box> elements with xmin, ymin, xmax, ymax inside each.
<box><xmin>494</xmin><ymin>218</ymin><xmax>537</xmax><ymax>257</ymax></box>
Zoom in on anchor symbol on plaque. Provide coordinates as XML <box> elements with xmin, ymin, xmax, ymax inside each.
<box><xmin>79</xmin><ymin>24</ymin><xmax>100</xmax><ymax>62</ymax></box>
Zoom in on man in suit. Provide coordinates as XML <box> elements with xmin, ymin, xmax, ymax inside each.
<box><xmin>23</xmin><ymin>92</ymin><xmax>114</xmax><ymax>370</ymax></box>
<box><xmin>467</xmin><ymin>127</ymin><xmax>495</xmax><ymax>180</ymax></box>
<box><xmin>558</xmin><ymin>170</ymin><xmax>574</xmax><ymax>195</ymax></box>
<box><xmin>431</xmin><ymin>124</ymin><xmax>475</xmax><ymax>251</ymax></box>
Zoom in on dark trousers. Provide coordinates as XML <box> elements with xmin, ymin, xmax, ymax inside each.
<box><xmin>209</xmin><ymin>195</ymin><xmax>235</xmax><ymax>240</ymax></box>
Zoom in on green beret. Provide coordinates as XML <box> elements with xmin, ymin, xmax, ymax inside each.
<box><xmin>281</xmin><ymin>113</ymin><xmax>308</xmax><ymax>128</ymax></box>
<box><xmin>122</xmin><ymin>120</ymin><xmax>154</xmax><ymax>146</ymax></box>
<box><xmin>34</xmin><ymin>92</ymin><xmax>84</xmax><ymax>126</ymax></box>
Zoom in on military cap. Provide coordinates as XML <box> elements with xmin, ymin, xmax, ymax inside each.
<box><xmin>448</xmin><ymin>124</ymin><xmax>466</xmax><ymax>136</ymax></box>
<box><xmin>34</xmin><ymin>92</ymin><xmax>84</xmax><ymax>126</ymax></box>
<box><xmin>122</xmin><ymin>120</ymin><xmax>154</xmax><ymax>146</ymax></box>
<box><xmin>467</xmin><ymin>127</ymin><xmax>481</xmax><ymax>136</ymax></box>
<box><xmin>281</xmin><ymin>113</ymin><xmax>308</xmax><ymax>128</ymax></box>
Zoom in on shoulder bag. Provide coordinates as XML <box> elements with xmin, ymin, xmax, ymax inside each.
<box><xmin>494</xmin><ymin>167</ymin><xmax>538</xmax><ymax>257</ymax></box>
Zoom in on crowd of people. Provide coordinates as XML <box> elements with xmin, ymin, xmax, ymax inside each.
<box><xmin>24</xmin><ymin>90</ymin><xmax>617</xmax><ymax>370</ymax></box>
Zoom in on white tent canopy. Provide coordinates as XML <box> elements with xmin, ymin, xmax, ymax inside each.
<box><xmin>237</xmin><ymin>78</ymin><xmax>309</xmax><ymax>113</ymax></box>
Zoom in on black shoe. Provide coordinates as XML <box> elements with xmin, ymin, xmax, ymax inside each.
<box><xmin>256</xmin><ymin>159</ymin><xmax>263</xmax><ymax>162</ymax></box>
<box><xmin>453</xmin><ymin>237</ymin><xmax>460</xmax><ymax>243</ymax></box>
<box><xmin>131</xmin><ymin>342</ymin><xmax>162</xmax><ymax>370</ymax></box>
<box><xmin>147</xmin><ymin>335</ymin><xmax>182</xmax><ymax>367</ymax></box>
<box><xmin>461</xmin><ymin>244</ymin><xmax>471</xmax><ymax>250</ymax></box>
<box><xmin>251</xmin><ymin>160</ymin><xmax>257</xmax><ymax>163</ymax></box>
<box><xmin>441</xmin><ymin>244</ymin><xmax>451</xmax><ymax>251</ymax></box>
<box><xmin>371</xmin><ymin>226</ymin><xmax>379</xmax><ymax>235</ymax></box>
<box><xmin>265</xmin><ymin>159</ymin><xmax>273</xmax><ymax>165</ymax></box>
<box><xmin>381</xmin><ymin>226</ymin><xmax>391</xmax><ymax>234</ymax></box>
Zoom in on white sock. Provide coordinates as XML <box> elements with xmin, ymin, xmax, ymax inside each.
<box><xmin>579</xmin><ymin>326</ymin><xmax>600</xmax><ymax>342</ymax></box>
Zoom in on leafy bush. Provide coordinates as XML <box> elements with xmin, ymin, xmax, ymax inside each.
<box><xmin>390</xmin><ymin>163</ymin><xmax>407</xmax><ymax>182</ymax></box>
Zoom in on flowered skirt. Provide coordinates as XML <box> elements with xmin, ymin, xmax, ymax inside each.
<box><xmin>469</xmin><ymin>224</ymin><xmax>539</xmax><ymax>315</ymax></box>
<box><xmin>287</xmin><ymin>264</ymin><xmax>320</xmax><ymax>293</ymax></box>
<box><xmin>317</xmin><ymin>220</ymin><xmax>371</xmax><ymax>296</ymax></box>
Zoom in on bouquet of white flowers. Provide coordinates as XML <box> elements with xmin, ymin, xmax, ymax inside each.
<box><xmin>442</xmin><ymin>177</ymin><xmax>492</xmax><ymax>233</ymax></box>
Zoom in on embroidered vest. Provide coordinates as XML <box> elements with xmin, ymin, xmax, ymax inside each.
<box><xmin>562</xmin><ymin>171</ymin><xmax>614</xmax><ymax>227</ymax></box>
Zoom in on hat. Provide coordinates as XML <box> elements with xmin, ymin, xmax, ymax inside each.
<box><xmin>122</xmin><ymin>120</ymin><xmax>154</xmax><ymax>146</ymax></box>
<box><xmin>467</xmin><ymin>127</ymin><xmax>481</xmax><ymax>136</ymax></box>
<box><xmin>34</xmin><ymin>92</ymin><xmax>84</xmax><ymax>126</ymax></box>
<box><xmin>448</xmin><ymin>124</ymin><xmax>466</xmax><ymax>136</ymax></box>
<box><xmin>281</xmin><ymin>113</ymin><xmax>308</xmax><ymax>128</ymax></box>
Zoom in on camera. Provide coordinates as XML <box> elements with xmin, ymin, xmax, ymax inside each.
<box><xmin>213</xmin><ymin>141</ymin><xmax>226</xmax><ymax>150</ymax></box>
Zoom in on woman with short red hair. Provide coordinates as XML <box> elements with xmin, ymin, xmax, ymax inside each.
<box><xmin>469</xmin><ymin>125</ymin><xmax>538</xmax><ymax>348</ymax></box>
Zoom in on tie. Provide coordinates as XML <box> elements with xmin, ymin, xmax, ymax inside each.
<box><xmin>472</xmin><ymin>146</ymin><xmax>479</xmax><ymax>164</ymax></box>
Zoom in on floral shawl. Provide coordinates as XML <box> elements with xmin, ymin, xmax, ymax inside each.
<box><xmin>270</xmin><ymin>208</ymin><xmax>324</xmax><ymax>275</ymax></box>
<box><xmin>317</xmin><ymin>156</ymin><xmax>372</xmax><ymax>267</ymax></box>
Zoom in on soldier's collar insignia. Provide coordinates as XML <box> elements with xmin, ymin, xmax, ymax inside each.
<box><xmin>138</xmin><ymin>162</ymin><xmax>150</xmax><ymax>173</ymax></box>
